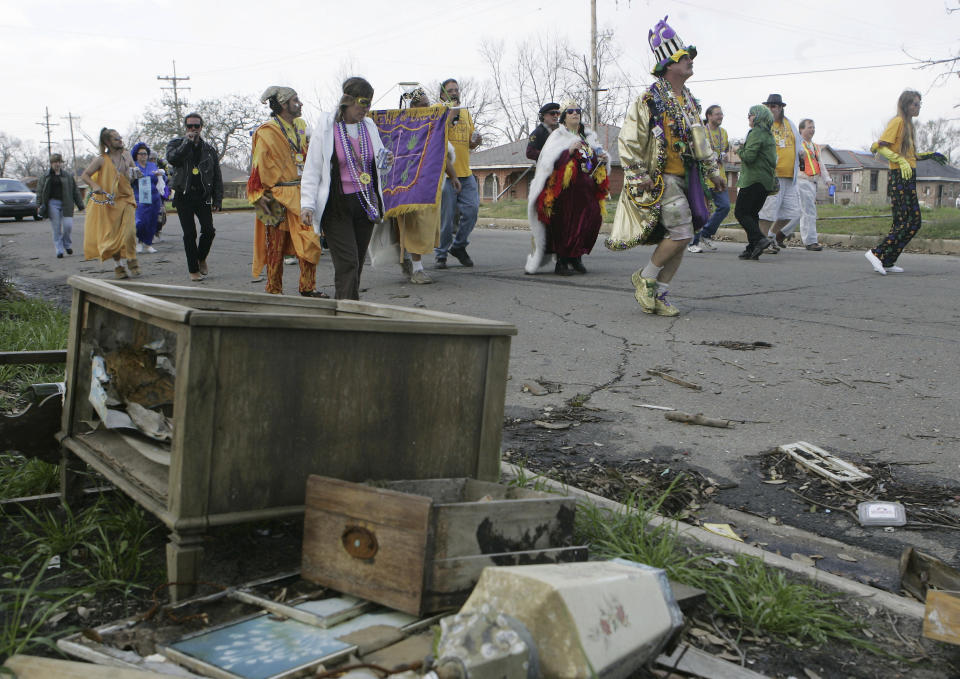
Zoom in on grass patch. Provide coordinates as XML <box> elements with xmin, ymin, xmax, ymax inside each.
<box><xmin>0</xmin><ymin>453</ymin><xmax>59</xmax><ymax>499</ymax></box>
<box><xmin>0</xmin><ymin>279</ymin><xmax>69</xmax><ymax>411</ymax></box>
<box><xmin>478</xmin><ymin>200</ymin><xmax>960</xmax><ymax>238</ymax></box>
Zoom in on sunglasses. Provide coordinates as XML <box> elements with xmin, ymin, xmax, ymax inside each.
<box><xmin>185</xmin><ymin>123</ymin><xmax>202</xmax><ymax>129</ymax></box>
<box><xmin>565</xmin><ymin>108</ymin><xmax>582</xmax><ymax>115</ymax></box>
<box><xmin>355</xmin><ymin>97</ymin><xmax>372</xmax><ymax>107</ymax></box>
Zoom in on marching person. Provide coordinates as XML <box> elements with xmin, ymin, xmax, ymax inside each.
<box><xmin>301</xmin><ymin>77</ymin><xmax>389</xmax><ymax>300</ymax></box>
<box><xmin>779</xmin><ymin>119</ymin><xmax>834</xmax><ymax>251</ymax></box>
<box><xmin>757</xmin><ymin>94</ymin><xmax>801</xmax><ymax>252</ymax></box>
<box><xmin>166</xmin><ymin>112</ymin><xmax>223</xmax><ymax>282</ymax></box>
<box><xmin>130</xmin><ymin>142</ymin><xmax>168</xmax><ymax>254</ymax></box>
<box><xmin>80</xmin><ymin>128</ymin><xmax>139</xmax><ymax>278</ymax></box>
<box><xmin>249</xmin><ymin>86</ymin><xmax>326</xmax><ymax>297</ymax></box>
<box><xmin>865</xmin><ymin>90</ymin><xmax>947</xmax><ymax>274</ymax></box>
<box><xmin>605</xmin><ymin>16</ymin><xmax>725</xmax><ymax>316</ymax></box>
<box><xmin>35</xmin><ymin>153</ymin><xmax>84</xmax><ymax>258</ymax></box>
<box><xmin>733</xmin><ymin>105</ymin><xmax>776</xmax><ymax>260</ymax></box>
<box><xmin>526</xmin><ymin>98</ymin><xmax>609</xmax><ymax>275</ymax></box>
<box><xmin>526</xmin><ymin>102</ymin><xmax>561</xmax><ymax>161</ymax></box>
<box><xmin>687</xmin><ymin>105</ymin><xmax>729</xmax><ymax>253</ymax></box>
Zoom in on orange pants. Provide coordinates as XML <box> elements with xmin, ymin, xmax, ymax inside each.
<box><xmin>265</xmin><ymin>225</ymin><xmax>316</xmax><ymax>294</ymax></box>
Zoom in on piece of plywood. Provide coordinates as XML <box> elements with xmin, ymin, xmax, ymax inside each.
<box><xmin>361</xmin><ymin>631</ymin><xmax>434</xmax><ymax>671</ymax></box>
<box><xmin>657</xmin><ymin>643</ymin><xmax>772</xmax><ymax>678</ymax></box>
<box><xmin>3</xmin><ymin>654</ymin><xmax>173</xmax><ymax>678</ymax></box>
<box><xmin>302</xmin><ymin>475</ymin><xmax>433</xmax><ymax>615</ymax></box>
<box><xmin>923</xmin><ymin>590</ymin><xmax>960</xmax><ymax>646</ymax></box>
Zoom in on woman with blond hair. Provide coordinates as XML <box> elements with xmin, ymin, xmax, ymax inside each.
<box><xmin>865</xmin><ymin>90</ymin><xmax>946</xmax><ymax>274</ymax></box>
<box><xmin>80</xmin><ymin>128</ymin><xmax>139</xmax><ymax>278</ymax></box>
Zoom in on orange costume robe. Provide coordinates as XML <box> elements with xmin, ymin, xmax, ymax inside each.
<box><xmin>83</xmin><ymin>154</ymin><xmax>136</xmax><ymax>262</ymax></box>
<box><xmin>248</xmin><ymin>117</ymin><xmax>322</xmax><ymax>293</ymax></box>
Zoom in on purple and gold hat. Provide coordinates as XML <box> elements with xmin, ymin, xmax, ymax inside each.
<box><xmin>648</xmin><ymin>15</ymin><xmax>696</xmax><ymax>76</ymax></box>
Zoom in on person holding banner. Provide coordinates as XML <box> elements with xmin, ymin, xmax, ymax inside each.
<box><xmin>395</xmin><ymin>87</ymin><xmax>459</xmax><ymax>284</ymax></box>
<box><xmin>301</xmin><ymin>77</ymin><xmax>388</xmax><ymax>300</ymax></box>
<box><xmin>526</xmin><ymin>99</ymin><xmax>610</xmax><ymax>275</ymax></box>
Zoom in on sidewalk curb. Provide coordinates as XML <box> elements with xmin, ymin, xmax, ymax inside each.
<box><xmin>477</xmin><ymin>219</ymin><xmax>960</xmax><ymax>256</ymax></box>
<box><xmin>500</xmin><ymin>462</ymin><xmax>925</xmax><ymax>621</ymax></box>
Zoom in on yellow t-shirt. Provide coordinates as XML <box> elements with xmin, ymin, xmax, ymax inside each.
<box><xmin>771</xmin><ymin>119</ymin><xmax>796</xmax><ymax>178</ymax></box>
<box><xmin>446</xmin><ymin>107</ymin><xmax>475</xmax><ymax>178</ymax></box>
<box><xmin>879</xmin><ymin>117</ymin><xmax>917</xmax><ymax>169</ymax></box>
<box><xmin>662</xmin><ymin>114</ymin><xmax>685</xmax><ymax>176</ymax></box>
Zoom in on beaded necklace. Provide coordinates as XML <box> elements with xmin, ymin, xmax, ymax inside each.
<box><xmin>336</xmin><ymin>121</ymin><xmax>379</xmax><ymax>221</ymax></box>
<box><xmin>771</xmin><ymin>120</ymin><xmax>792</xmax><ymax>147</ymax></box>
<box><xmin>655</xmin><ymin>79</ymin><xmax>699</xmax><ymax>158</ymax></box>
<box><xmin>273</xmin><ymin>115</ymin><xmax>305</xmax><ymax>165</ymax></box>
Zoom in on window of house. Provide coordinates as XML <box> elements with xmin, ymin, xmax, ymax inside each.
<box><xmin>840</xmin><ymin>174</ymin><xmax>852</xmax><ymax>191</ymax></box>
<box><xmin>924</xmin><ymin>186</ymin><xmax>930</xmax><ymax>196</ymax></box>
<box><xmin>870</xmin><ymin>171</ymin><xmax>878</xmax><ymax>192</ymax></box>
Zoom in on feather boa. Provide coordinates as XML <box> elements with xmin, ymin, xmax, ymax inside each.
<box><xmin>525</xmin><ymin>126</ymin><xmax>610</xmax><ymax>274</ymax></box>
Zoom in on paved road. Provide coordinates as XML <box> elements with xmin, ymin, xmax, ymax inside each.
<box><xmin>3</xmin><ymin>211</ymin><xmax>959</xmax><ymax>558</ymax></box>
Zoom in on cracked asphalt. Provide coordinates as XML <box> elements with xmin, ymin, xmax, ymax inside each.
<box><xmin>3</xmin><ymin>212</ymin><xmax>959</xmax><ymax>561</ymax></box>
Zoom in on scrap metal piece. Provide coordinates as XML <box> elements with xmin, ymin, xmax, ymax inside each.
<box><xmin>778</xmin><ymin>441</ymin><xmax>870</xmax><ymax>483</ymax></box>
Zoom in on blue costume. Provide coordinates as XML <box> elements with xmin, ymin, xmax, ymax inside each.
<box><xmin>130</xmin><ymin>142</ymin><xmax>169</xmax><ymax>246</ymax></box>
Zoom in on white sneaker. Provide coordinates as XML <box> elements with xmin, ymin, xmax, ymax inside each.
<box><xmin>864</xmin><ymin>250</ymin><xmax>886</xmax><ymax>275</ymax></box>
<box><xmin>885</xmin><ymin>265</ymin><xmax>904</xmax><ymax>273</ymax></box>
<box><xmin>153</xmin><ymin>235</ymin><xmax>163</xmax><ymax>242</ymax></box>
<box><xmin>146</xmin><ymin>246</ymin><xmax>158</xmax><ymax>254</ymax></box>
<box><xmin>687</xmin><ymin>244</ymin><xmax>703</xmax><ymax>254</ymax></box>
<box><xmin>284</xmin><ymin>256</ymin><xmax>297</xmax><ymax>265</ymax></box>
<box><xmin>135</xmin><ymin>243</ymin><xmax>143</xmax><ymax>254</ymax></box>
<box><xmin>700</xmin><ymin>237</ymin><xmax>717</xmax><ymax>251</ymax></box>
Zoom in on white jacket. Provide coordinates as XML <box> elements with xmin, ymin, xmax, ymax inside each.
<box><xmin>301</xmin><ymin>112</ymin><xmax>387</xmax><ymax>233</ymax></box>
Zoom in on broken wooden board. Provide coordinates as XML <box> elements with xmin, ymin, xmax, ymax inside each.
<box><xmin>657</xmin><ymin>643</ymin><xmax>772</xmax><ymax>678</ymax></box>
<box><xmin>923</xmin><ymin>590</ymin><xmax>960</xmax><ymax>646</ymax></box>
<box><xmin>666</xmin><ymin>411</ymin><xmax>733</xmax><ymax>428</ymax></box>
<box><xmin>900</xmin><ymin>547</ymin><xmax>960</xmax><ymax>602</ymax></box>
<box><xmin>3</xmin><ymin>654</ymin><xmax>174</xmax><ymax>678</ymax></box>
<box><xmin>778</xmin><ymin>441</ymin><xmax>870</xmax><ymax>483</ymax></box>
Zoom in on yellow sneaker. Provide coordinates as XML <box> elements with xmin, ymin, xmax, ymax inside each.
<box><xmin>630</xmin><ymin>271</ymin><xmax>658</xmax><ymax>314</ymax></box>
<box><xmin>654</xmin><ymin>290</ymin><xmax>680</xmax><ymax>316</ymax></box>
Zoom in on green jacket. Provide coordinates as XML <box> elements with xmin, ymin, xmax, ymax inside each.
<box><xmin>35</xmin><ymin>170</ymin><xmax>85</xmax><ymax>217</ymax></box>
<box><xmin>737</xmin><ymin>127</ymin><xmax>777</xmax><ymax>192</ymax></box>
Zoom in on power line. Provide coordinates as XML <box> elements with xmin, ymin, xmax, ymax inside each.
<box><xmin>35</xmin><ymin>107</ymin><xmax>58</xmax><ymax>160</ymax></box>
<box><xmin>157</xmin><ymin>60</ymin><xmax>191</xmax><ymax>130</ymax></box>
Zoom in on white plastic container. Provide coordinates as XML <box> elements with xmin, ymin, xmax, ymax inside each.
<box><xmin>857</xmin><ymin>501</ymin><xmax>907</xmax><ymax>526</ymax></box>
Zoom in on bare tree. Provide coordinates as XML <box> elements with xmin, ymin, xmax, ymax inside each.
<box><xmin>905</xmin><ymin>1</ymin><xmax>959</xmax><ymax>90</ymax></box>
<box><xmin>0</xmin><ymin>132</ymin><xmax>22</xmax><ymax>177</ymax></box>
<box><xmin>12</xmin><ymin>141</ymin><xmax>49</xmax><ymax>178</ymax></box>
<box><xmin>311</xmin><ymin>58</ymin><xmax>361</xmax><ymax>116</ymax></box>
<box><xmin>423</xmin><ymin>77</ymin><xmax>500</xmax><ymax>148</ymax></box>
<box><xmin>479</xmin><ymin>29</ymin><xmax>638</xmax><ymax>144</ymax></box>
<box><xmin>916</xmin><ymin>118</ymin><xmax>960</xmax><ymax>162</ymax></box>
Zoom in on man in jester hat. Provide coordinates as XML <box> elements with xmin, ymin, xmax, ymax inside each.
<box><xmin>606</xmin><ymin>15</ymin><xmax>725</xmax><ymax>316</ymax></box>
<box><xmin>248</xmin><ymin>86</ymin><xmax>326</xmax><ymax>297</ymax></box>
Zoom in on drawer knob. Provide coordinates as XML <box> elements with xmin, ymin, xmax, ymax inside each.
<box><xmin>342</xmin><ymin>526</ymin><xmax>378</xmax><ymax>559</ymax></box>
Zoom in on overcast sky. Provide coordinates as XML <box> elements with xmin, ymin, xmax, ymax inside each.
<box><xmin>3</xmin><ymin>0</ymin><xmax>957</xmax><ymax>160</ymax></box>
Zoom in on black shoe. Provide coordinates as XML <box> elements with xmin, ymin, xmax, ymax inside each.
<box><xmin>66</xmin><ymin>248</ymin><xmax>73</xmax><ymax>255</ymax></box>
<box><xmin>737</xmin><ymin>247</ymin><xmax>753</xmax><ymax>260</ymax></box>
<box><xmin>570</xmin><ymin>257</ymin><xmax>587</xmax><ymax>274</ymax></box>
<box><xmin>300</xmin><ymin>290</ymin><xmax>330</xmax><ymax>298</ymax></box>
<box><xmin>750</xmin><ymin>237</ymin><xmax>772</xmax><ymax>260</ymax></box>
<box><xmin>435</xmin><ymin>258</ymin><xmax>447</xmax><ymax>269</ymax></box>
<box><xmin>554</xmin><ymin>258</ymin><xmax>574</xmax><ymax>276</ymax></box>
<box><xmin>56</xmin><ymin>253</ymin><xmax>63</xmax><ymax>259</ymax></box>
<box><xmin>805</xmin><ymin>243</ymin><xmax>823</xmax><ymax>251</ymax></box>
<box><xmin>449</xmin><ymin>246</ymin><xmax>474</xmax><ymax>267</ymax></box>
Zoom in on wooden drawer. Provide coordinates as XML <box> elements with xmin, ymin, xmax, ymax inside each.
<box><xmin>302</xmin><ymin>476</ymin><xmax>587</xmax><ymax>615</ymax></box>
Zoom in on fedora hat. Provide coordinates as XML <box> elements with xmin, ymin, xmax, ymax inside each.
<box><xmin>763</xmin><ymin>94</ymin><xmax>786</xmax><ymax>106</ymax></box>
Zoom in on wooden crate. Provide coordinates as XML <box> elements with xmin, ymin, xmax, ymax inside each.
<box><xmin>302</xmin><ymin>476</ymin><xmax>587</xmax><ymax>615</ymax></box>
<box><xmin>58</xmin><ymin>277</ymin><xmax>515</xmax><ymax>600</ymax></box>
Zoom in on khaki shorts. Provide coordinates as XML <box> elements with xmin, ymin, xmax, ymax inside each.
<box><xmin>661</xmin><ymin>174</ymin><xmax>694</xmax><ymax>241</ymax></box>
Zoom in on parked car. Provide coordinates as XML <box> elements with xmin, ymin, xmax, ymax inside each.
<box><xmin>0</xmin><ymin>178</ymin><xmax>40</xmax><ymax>221</ymax></box>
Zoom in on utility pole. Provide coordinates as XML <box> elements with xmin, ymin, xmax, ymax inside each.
<box><xmin>36</xmin><ymin>107</ymin><xmax>58</xmax><ymax>160</ymax></box>
<box><xmin>62</xmin><ymin>112</ymin><xmax>80</xmax><ymax>174</ymax></box>
<box><xmin>590</xmin><ymin>0</ymin><xmax>599</xmax><ymax>127</ymax></box>
<box><xmin>157</xmin><ymin>60</ymin><xmax>191</xmax><ymax>131</ymax></box>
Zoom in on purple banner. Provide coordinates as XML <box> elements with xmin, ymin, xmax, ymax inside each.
<box><xmin>370</xmin><ymin>106</ymin><xmax>450</xmax><ymax>217</ymax></box>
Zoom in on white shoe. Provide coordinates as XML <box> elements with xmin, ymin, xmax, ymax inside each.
<box><xmin>885</xmin><ymin>265</ymin><xmax>904</xmax><ymax>273</ymax></box>
<box><xmin>864</xmin><ymin>250</ymin><xmax>886</xmax><ymax>275</ymax></box>
<box><xmin>284</xmin><ymin>256</ymin><xmax>297</xmax><ymax>265</ymax></box>
<box><xmin>153</xmin><ymin>235</ymin><xmax>164</xmax><ymax>242</ymax></box>
<box><xmin>135</xmin><ymin>243</ymin><xmax>143</xmax><ymax>254</ymax></box>
<box><xmin>687</xmin><ymin>244</ymin><xmax>703</xmax><ymax>254</ymax></box>
<box><xmin>145</xmin><ymin>246</ymin><xmax>158</xmax><ymax>254</ymax></box>
<box><xmin>700</xmin><ymin>237</ymin><xmax>717</xmax><ymax>251</ymax></box>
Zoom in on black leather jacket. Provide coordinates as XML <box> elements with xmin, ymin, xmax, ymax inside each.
<box><xmin>35</xmin><ymin>170</ymin><xmax>85</xmax><ymax>216</ymax></box>
<box><xmin>165</xmin><ymin>136</ymin><xmax>223</xmax><ymax>208</ymax></box>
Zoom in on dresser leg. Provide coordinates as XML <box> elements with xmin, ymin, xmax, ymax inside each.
<box><xmin>166</xmin><ymin>530</ymin><xmax>205</xmax><ymax>602</ymax></box>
